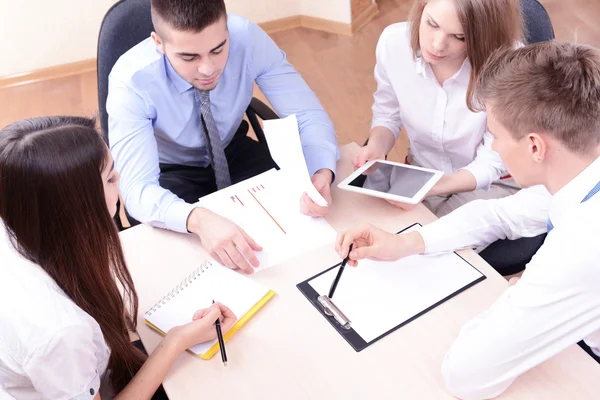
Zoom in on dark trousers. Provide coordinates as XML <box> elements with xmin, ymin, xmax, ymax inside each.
<box><xmin>122</xmin><ymin>121</ymin><xmax>277</xmax><ymax>228</ymax></box>
<box><xmin>159</xmin><ymin>121</ymin><xmax>277</xmax><ymax>204</ymax></box>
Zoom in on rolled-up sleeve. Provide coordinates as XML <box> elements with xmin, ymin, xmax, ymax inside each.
<box><xmin>107</xmin><ymin>77</ymin><xmax>195</xmax><ymax>233</ymax></box>
<box><xmin>248</xmin><ymin>22</ymin><xmax>339</xmax><ymax>177</ymax></box>
<box><xmin>370</xmin><ymin>30</ymin><xmax>403</xmax><ymax>138</ymax></box>
<box><xmin>24</xmin><ymin>325</ymin><xmax>103</xmax><ymax>399</ymax></box>
<box><xmin>460</xmin><ymin>130</ymin><xmax>507</xmax><ymax>190</ymax></box>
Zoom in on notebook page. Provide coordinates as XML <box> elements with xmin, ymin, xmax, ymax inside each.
<box><xmin>308</xmin><ymin>251</ymin><xmax>483</xmax><ymax>343</ymax></box>
<box><xmin>145</xmin><ymin>263</ymin><xmax>271</xmax><ymax>355</ymax></box>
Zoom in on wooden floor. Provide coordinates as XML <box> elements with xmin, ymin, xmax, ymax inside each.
<box><xmin>1</xmin><ymin>0</ymin><xmax>599</xmax><ymax>162</ymax></box>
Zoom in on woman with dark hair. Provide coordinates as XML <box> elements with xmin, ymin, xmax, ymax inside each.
<box><xmin>0</xmin><ymin>116</ymin><xmax>236</xmax><ymax>399</ymax></box>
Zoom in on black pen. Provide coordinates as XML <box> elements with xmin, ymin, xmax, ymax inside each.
<box><xmin>212</xmin><ymin>300</ymin><xmax>228</xmax><ymax>367</ymax></box>
<box><xmin>328</xmin><ymin>243</ymin><xmax>353</xmax><ymax>299</ymax></box>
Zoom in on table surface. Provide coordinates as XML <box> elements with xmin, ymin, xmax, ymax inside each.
<box><xmin>120</xmin><ymin>143</ymin><xmax>600</xmax><ymax>399</ymax></box>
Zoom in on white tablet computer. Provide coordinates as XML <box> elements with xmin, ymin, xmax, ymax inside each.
<box><xmin>338</xmin><ymin>160</ymin><xmax>444</xmax><ymax>204</ymax></box>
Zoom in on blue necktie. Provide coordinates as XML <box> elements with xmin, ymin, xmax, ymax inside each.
<box><xmin>547</xmin><ymin>180</ymin><xmax>600</xmax><ymax>232</ymax></box>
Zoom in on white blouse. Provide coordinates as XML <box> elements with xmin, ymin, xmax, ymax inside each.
<box><xmin>0</xmin><ymin>225</ymin><xmax>111</xmax><ymax>399</ymax></box>
<box><xmin>371</xmin><ymin>22</ymin><xmax>506</xmax><ymax>189</ymax></box>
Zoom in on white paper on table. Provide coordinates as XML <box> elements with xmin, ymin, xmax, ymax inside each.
<box><xmin>197</xmin><ymin>169</ymin><xmax>337</xmax><ymax>272</ymax></box>
<box><xmin>263</xmin><ymin>115</ymin><xmax>328</xmax><ymax>207</ymax></box>
<box><xmin>307</xmin><ymin>226</ymin><xmax>484</xmax><ymax>342</ymax></box>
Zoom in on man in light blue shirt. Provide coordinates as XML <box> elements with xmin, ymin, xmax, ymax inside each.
<box><xmin>107</xmin><ymin>0</ymin><xmax>339</xmax><ymax>273</ymax></box>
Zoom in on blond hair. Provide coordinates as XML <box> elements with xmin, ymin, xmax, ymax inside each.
<box><xmin>475</xmin><ymin>41</ymin><xmax>600</xmax><ymax>154</ymax></box>
<box><xmin>408</xmin><ymin>0</ymin><xmax>524</xmax><ymax>111</ymax></box>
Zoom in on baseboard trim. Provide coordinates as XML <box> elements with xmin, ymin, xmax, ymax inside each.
<box><xmin>0</xmin><ymin>11</ymin><xmax>378</xmax><ymax>89</ymax></box>
<box><xmin>0</xmin><ymin>59</ymin><xmax>96</xmax><ymax>89</ymax></box>
<box><xmin>352</xmin><ymin>3</ymin><xmax>379</xmax><ymax>33</ymax></box>
<box><xmin>258</xmin><ymin>15</ymin><xmax>303</xmax><ymax>35</ymax></box>
<box><xmin>299</xmin><ymin>15</ymin><xmax>353</xmax><ymax>36</ymax></box>
<box><xmin>259</xmin><ymin>15</ymin><xmax>352</xmax><ymax>36</ymax></box>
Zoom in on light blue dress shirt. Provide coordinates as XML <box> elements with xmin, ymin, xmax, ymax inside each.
<box><xmin>107</xmin><ymin>14</ymin><xmax>339</xmax><ymax>233</ymax></box>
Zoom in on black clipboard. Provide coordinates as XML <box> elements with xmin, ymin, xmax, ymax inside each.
<box><xmin>296</xmin><ymin>223</ymin><xmax>486</xmax><ymax>352</ymax></box>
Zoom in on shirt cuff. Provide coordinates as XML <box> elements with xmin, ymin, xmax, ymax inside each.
<box><xmin>303</xmin><ymin>144</ymin><xmax>339</xmax><ymax>179</ymax></box>
<box><xmin>460</xmin><ymin>164</ymin><xmax>493</xmax><ymax>191</ymax></box>
<box><xmin>418</xmin><ymin>219</ymin><xmax>459</xmax><ymax>254</ymax></box>
<box><xmin>164</xmin><ymin>200</ymin><xmax>197</xmax><ymax>233</ymax></box>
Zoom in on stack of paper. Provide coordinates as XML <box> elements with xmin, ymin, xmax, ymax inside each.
<box><xmin>196</xmin><ymin>115</ymin><xmax>337</xmax><ymax>271</ymax></box>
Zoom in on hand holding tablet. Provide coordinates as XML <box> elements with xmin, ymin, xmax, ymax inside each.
<box><xmin>338</xmin><ymin>160</ymin><xmax>443</xmax><ymax>205</ymax></box>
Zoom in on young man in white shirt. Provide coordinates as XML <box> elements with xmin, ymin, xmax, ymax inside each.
<box><xmin>335</xmin><ymin>41</ymin><xmax>600</xmax><ymax>399</ymax></box>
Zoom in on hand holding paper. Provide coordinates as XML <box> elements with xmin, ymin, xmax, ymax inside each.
<box><xmin>262</xmin><ymin>115</ymin><xmax>329</xmax><ymax>207</ymax></box>
<box><xmin>301</xmin><ymin>168</ymin><xmax>333</xmax><ymax>217</ymax></box>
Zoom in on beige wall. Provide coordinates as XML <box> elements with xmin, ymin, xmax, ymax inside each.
<box><xmin>0</xmin><ymin>0</ymin><xmax>352</xmax><ymax>77</ymax></box>
<box><xmin>302</xmin><ymin>0</ymin><xmax>352</xmax><ymax>24</ymax></box>
<box><xmin>226</xmin><ymin>0</ymin><xmax>297</xmax><ymax>23</ymax></box>
<box><xmin>0</xmin><ymin>0</ymin><xmax>117</xmax><ymax>77</ymax></box>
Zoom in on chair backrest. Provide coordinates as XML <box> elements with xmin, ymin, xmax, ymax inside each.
<box><xmin>97</xmin><ymin>0</ymin><xmax>153</xmax><ymax>142</ymax></box>
<box><xmin>521</xmin><ymin>0</ymin><xmax>555</xmax><ymax>44</ymax></box>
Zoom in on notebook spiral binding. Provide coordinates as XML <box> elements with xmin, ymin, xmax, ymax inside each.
<box><xmin>145</xmin><ymin>260</ymin><xmax>213</xmax><ymax>316</ymax></box>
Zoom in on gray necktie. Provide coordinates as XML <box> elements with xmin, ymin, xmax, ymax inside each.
<box><xmin>196</xmin><ymin>90</ymin><xmax>231</xmax><ymax>189</ymax></box>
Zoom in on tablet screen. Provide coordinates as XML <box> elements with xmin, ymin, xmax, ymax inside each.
<box><xmin>349</xmin><ymin>162</ymin><xmax>436</xmax><ymax>198</ymax></box>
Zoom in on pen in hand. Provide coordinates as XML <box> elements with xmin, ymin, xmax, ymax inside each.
<box><xmin>212</xmin><ymin>300</ymin><xmax>228</xmax><ymax>367</ymax></box>
<box><xmin>328</xmin><ymin>243</ymin><xmax>353</xmax><ymax>299</ymax></box>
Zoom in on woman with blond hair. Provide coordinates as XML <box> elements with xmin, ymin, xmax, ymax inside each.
<box><xmin>355</xmin><ymin>0</ymin><xmax>523</xmax><ymax>216</ymax></box>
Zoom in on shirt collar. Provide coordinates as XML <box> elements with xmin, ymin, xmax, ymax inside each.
<box><xmin>549</xmin><ymin>155</ymin><xmax>600</xmax><ymax>228</ymax></box>
<box><xmin>415</xmin><ymin>53</ymin><xmax>471</xmax><ymax>86</ymax></box>
<box><xmin>164</xmin><ymin>55</ymin><xmax>193</xmax><ymax>94</ymax></box>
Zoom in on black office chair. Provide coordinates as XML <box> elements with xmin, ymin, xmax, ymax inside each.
<box><xmin>97</xmin><ymin>0</ymin><xmax>279</xmax><ymax>230</ymax></box>
<box><xmin>522</xmin><ymin>0</ymin><xmax>555</xmax><ymax>45</ymax></box>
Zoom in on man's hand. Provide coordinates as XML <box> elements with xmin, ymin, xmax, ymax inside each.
<box><xmin>300</xmin><ymin>168</ymin><xmax>333</xmax><ymax>217</ymax></box>
<box><xmin>335</xmin><ymin>223</ymin><xmax>426</xmax><ymax>267</ymax></box>
<box><xmin>187</xmin><ymin>208</ymin><xmax>262</xmax><ymax>273</ymax></box>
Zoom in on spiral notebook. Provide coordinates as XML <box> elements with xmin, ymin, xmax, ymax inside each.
<box><xmin>144</xmin><ymin>261</ymin><xmax>275</xmax><ymax>359</ymax></box>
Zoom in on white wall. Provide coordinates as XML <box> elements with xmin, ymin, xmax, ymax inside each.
<box><xmin>0</xmin><ymin>0</ymin><xmax>352</xmax><ymax>77</ymax></box>
<box><xmin>225</xmin><ymin>0</ymin><xmax>297</xmax><ymax>23</ymax></box>
<box><xmin>301</xmin><ymin>0</ymin><xmax>351</xmax><ymax>24</ymax></box>
<box><xmin>0</xmin><ymin>0</ymin><xmax>117</xmax><ymax>76</ymax></box>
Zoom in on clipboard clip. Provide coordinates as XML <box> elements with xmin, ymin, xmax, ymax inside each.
<box><xmin>317</xmin><ymin>295</ymin><xmax>352</xmax><ymax>330</ymax></box>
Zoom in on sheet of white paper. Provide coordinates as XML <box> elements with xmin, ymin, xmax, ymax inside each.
<box><xmin>263</xmin><ymin>115</ymin><xmax>328</xmax><ymax>207</ymax></box>
<box><xmin>308</xmin><ymin>227</ymin><xmax>484</xmax><ymax>342</ymax></box>
<box><xmin>197</xmin><ymin>169</ymin><xmax>337</xmax><ymax>271</ymax></box>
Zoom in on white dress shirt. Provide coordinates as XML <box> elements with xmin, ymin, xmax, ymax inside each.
<box><xmin>0</xmin><ymin>225</ymin><xmax>112</xmax><ymax>399</ymax></box>
<box><xmin>418</xmin><ymin>158</ymin><xmax>600</xmax><ymax>399</ymax></box>
<box><xmin>371</xmin><ymin>22</ymin><xmax>506</xmax><ymax>190</ymax></box>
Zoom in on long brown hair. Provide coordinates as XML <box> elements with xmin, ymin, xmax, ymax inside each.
<box><xmin>0</xmin><ymin>116</ymin><xmax>145</xmax><ymax>391</ymax></box>
<box><xmin>408</xmin><ymin>0</ymin><xmax>524</xmax><ymax>110</ymax></box>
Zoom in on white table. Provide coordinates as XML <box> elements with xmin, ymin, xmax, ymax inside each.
<box><xmin>120</xmin><ymin>143</ymin><xmax>600</xmax><ymax>399</ymax></box>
